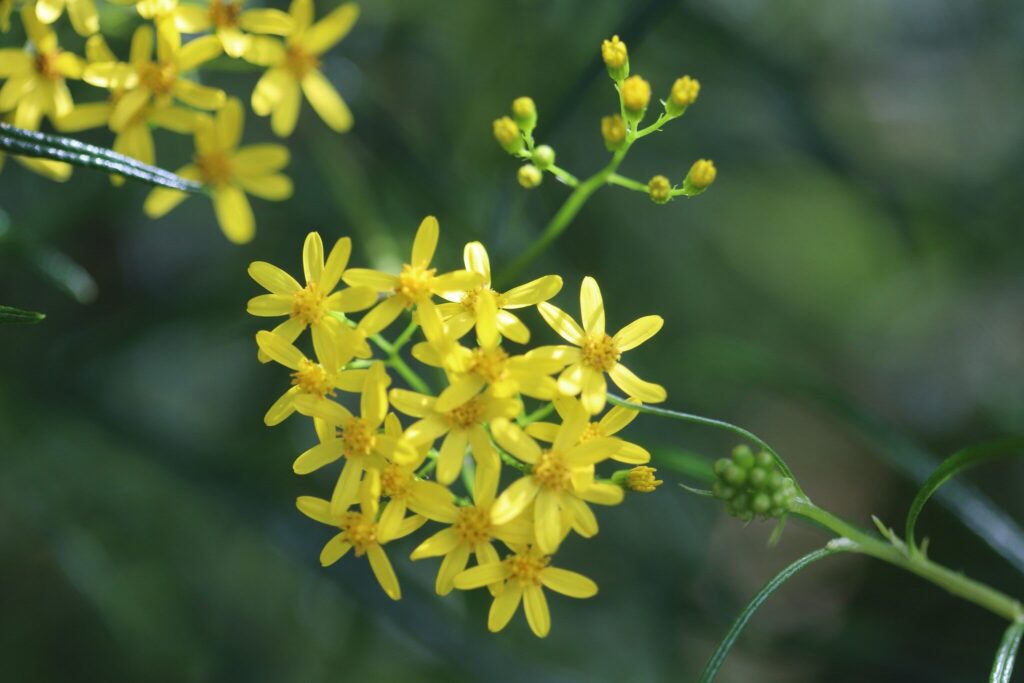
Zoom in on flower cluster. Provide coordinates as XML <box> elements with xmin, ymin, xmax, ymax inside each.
<box><xmin>248</xmin><ymin>217</ymin><xmax>667</xmax><ymax>637</ymax></box>
<box><xmin>0</xmin><ymin>0</ymin><xmax>359</xmax><ymax>242</ymax></box>
<box><xmin>711</xmin><ymin>445</ymin><xmax>796</xmax><ymax>521</ymax></box>
<box><xmin>492</xmin><ymin>34</ymin><xmax>716</xmax><ymax>203</ymax></box>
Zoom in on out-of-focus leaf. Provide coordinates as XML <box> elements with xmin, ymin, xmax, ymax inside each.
<box><xmin>906</xmin><ymin>438</ymin><xmax>1024</xmax><ymax>549</ymax></box>
<box><xmin>0</xmin><ymin>304</ymin><xmax>44</xmax><ymax>323</ymax></box>
<box><xmin>990</xmin><ymin>622</ymin><xmax>1024</xmax><ymax>683</ymax></box>
<box><xmin>654</xmin><ymin>448</ymin><xmax>715</xmax><ymax>483</ymax></box>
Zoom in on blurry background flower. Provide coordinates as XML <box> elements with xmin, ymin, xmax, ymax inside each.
<box><xmin>2</xmin><ymin>1</ymin><xmax>1024</xmax><ymax>682</ymax></box>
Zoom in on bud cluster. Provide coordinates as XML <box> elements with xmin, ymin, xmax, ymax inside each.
<box><xmin>712</xmin><ymin>445</ymin><xmax>796</xmax><ymax>521</ymax></box>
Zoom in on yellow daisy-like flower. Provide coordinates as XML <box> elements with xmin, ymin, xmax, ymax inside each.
<box><xmin>247</xmin><ymin>0</ymin><xmax>358</xmax><ymax>136</ymax></box>
<box><xmin>526</xmin><ymin>398</ymin><xmax>650</xmax><ymax>465</ymax></box>
<box><xmin>343</xmin><ymin>216</ymin><xmax>484</xmax><ymax>338</ymax></box>
<box><xmin>411</xmin><ymin>462</ymin><xmax>533</xmax><ymax>595</ymax></box>
<box><xmin>539</xmin><ymin>276</ymin><xmax>666</xmax><ymax>414</ymax></box>
<box><xmin>144</xmin><ymin>98</ymin><xmax>293</xmax><ymax>243</ymax></box>
<box><xmin>453</xmin><ymin>545</ymin><xmax>598</xmax><ymax>638</ymax></box>
<box><xmin>292</xmin><ymin>362</ymin><xmax>417</xmax><ymax>513</ymax></box>
<box><xmin>173</xmin><ymin>0</ymin><xmax>293</xmax><ymax>59</ymax></box>
<box><xmin>389</xmin><ymin>385</ymin><xmax>521</xmax><ymax>486</ymax></box>
<box><xmin>247</xmin><ymin>231</ymin><xmax>377</xmax><ymax>362</ymax></box>
<box><xmin>489</xmin><ymin>396</ymin><xmax>625</xmax><ymax>554</ymax></box>
<box><xmin>410</xmin><ymin>334</ymin><xmax>562</xmax><ymax>412</ymax></box>
<box><xmin>0</xmin><ymin>7</ymin><xmax>83</xmax><ymax>131</ymax></box>
<box><xmin>435</xmin><ymin>241</ymin><xmax>562</xmax><ymax>346</ymax></box>
<box><xmin>35</xmin><ymin>0</ymin><xmax>99</xmax><ymax>36</ymax></box>
<box><xmin>296</xmin><ymin>470</ymin><xmax>426</xmax><ymax>600</ymax></box>
<box><xmin>375</xmin><ymin>451</ymin><xmax>457</xmax><ymax>544</ymax></box>
<box><xmin>57</xmin><ymin>34</ymin><xmax>201</xmax><ymax>175</ymax></box>
<box><xmin>83</xmin><ymin>23</ymin><xmax>226</xmax><ymax>132</ymax></box>
<box><xmin>254</xmin><ymin>330</ymin><xmax>367</xmax><ymax>426</ymax></box>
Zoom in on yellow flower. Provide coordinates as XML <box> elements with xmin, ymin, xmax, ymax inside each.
<box><xmin>538</xmin><ymin>276</ymin><xmax>666</xmax><ymax>414</ymax></box>
<box><xmin>670</xmin><ymin>75</ymin><xmax>700</xmax><ymax>108</ymax></box>
<box><xmin>600</xmin><ymin>35</ymin><xmax>628</xmax><ymax>69</ymax></box>
<box><xmin>621</xmin><ymin>74</ymin><xmax>651</xmax><ymax>114</ymax></box>
<box><xmin>453</xmin><ymin>545</ymin><xmax>598</xmax><ymax>637</ymax></box>
<box><xmin>35</xmin><ymin>0</ymin><xmax>99</xmax><ymax>36</ymax></box>
<box><xmin>83</xmin><ymin>24</ymin><xmax>226</xmax><ymax>132</ymax></box>
<box><xmin>144</xmin><ymin>98</ymin><xmax>294</xmax><ymax>243</ymax></box>
<box><xmin>0</xmin><ymin>7</ymin><xmax>83</xmax><ymax>131</ymax></box>
<box><xmin>435</xmin><ymin>241</ymin><xmax>562</xmax><ymax>347</ymax></box>
<box><xmin>247</xmin><ymin>231</ymin><xmax>377</xmax><ymax>362</ymax></box>
<box><xmin>375</xmin><ymin>455</ymin><xmax>456</xmax><ymax>544</ymax></box>
<box><xmin>525</xmin><ymin>398</ymin><xmax>650</xmax><ymax>465</ymax></box>
<box><xmin>410</xmin><ymin>335</ymin><xmax>562</xmax><ymax>412</ymax></box>
<box><xmin>57</xmin><ymin>34</ymin><xmax>200</xmax><ymax>175</ymax></box>
<box><xmin>296</xmin><ymin>471</ymin><xmax>426</xmax><ymax>599</ymax></box>
<box><xmin>292</xmin><ymin>362</ymin><xmax>417</xmax><ymax>513</ymax></box>
<box><xmin>389</xmin><ymin>385</ymin><xmax>521</xmax><ymax>485</ymax></box>
<box><xmin>411</xmin><ymin>462</ymin><xmax>533</xmax><ymax>595</ymax></box>
<box><xmin>623</xmin><ymin>465</ymin><xmax>662</xmax><ymax>493</ymax></box>
<box><xmin>248</xmin><ymin>0</ymin><xmax>358</xmax><ymax>136</ymax></box>
<box><xmin>343</xmin><ymin>216</ymin><xmax>483</xmax><ymax>338</ymax></box>
<box><xmin>489</xmin><ymin>396</ymin><xmax>625</xmax><ymax>554</ymax></box>
<box><xmin>254</xmin><ymin>329</ymin><xmax>367</xmax><ymax>426</ymax></box>
<box><xmin>173</xmin><ymin>0</ymin><xmax>293</xmax><ymax>59</ymax></box>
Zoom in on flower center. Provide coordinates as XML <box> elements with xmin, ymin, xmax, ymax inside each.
<box><xmin>381</xmin><ymin>464</ymin><xmax>412</xmax><ymax>499</ymax></box>
<box><xmin>138</xmin><ymin>61</ymin><xmax>177</xmax><ymax>95</ymax></box>
<box><xmin>533</xmin><ymin>450</ymin><xmax>571</xmax><ymax>491</ymax></box>
<box><xmin>396</xmin><ymin>263</ymin><xmax>436</xmax><ymax>304</ymax></box>
<box><xmin>33</xmin><ymin>53</ymin><xmax>60</xmax><ymax>81</ymax></box>
<box><xmin>581</xmin><ymin>333</ymin><xmax>620</xmax><ymax>372</ymax></box>
<box><xmin>209</xmin><ymin>0</ymin><xmax>242</xmax><ymax>27</ymax></box>
<box><xmin>290</xmin><ymin>281</ymin><xmax>328</xmax><ymax>325</ymax></box>
<box><xmin>444</xmin><ymin>396</ymin><xmax>484</xmax><ymax>430</ymax></box>
<box><xmin>339</xmin><ymin>511</ymin><xmax>376</xmax><ymax>556</ymax></box>
<box><xmin>341</xmin><ymin>417</ymin><xmax>375</xmax><ymax>458</ymax></box>
<box><xmin>452</xmin><ymin>505</ymin><xmax>492</xmax><ymax>545</ymax></box>
<box><xmin>285</xmin><ymin>45</ymin><xmax>320</xmax><ymax>79</ymax></box>
<box><xmin>506</xmin><ymin>551</ymin><xmax>549</xmax><ymax>586</ymax></box>
<box><xmin>290</xmin><ymin>359</ymin><xmax>332</xmax><ymax>396</ymax></box>
<box><xmin>579</xmin><ymin>422</ymin><xmax>604</xmax><ymax>443</ymax></box>
<box><xmin>468</xmin><ymin>346</ymin><xmax>508</xmax><ymax>384</ymax></box>
<box><xmin>195</xmin><ymin>151</ymin><xmax>233</xmax><ymax>186</ymax></box>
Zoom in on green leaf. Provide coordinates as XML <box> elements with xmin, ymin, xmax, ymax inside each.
<box><xmin>0</xmin><ymin>122</ymin><xmax>205</xmax><ymax>193</ymax></box>
<box><xmin>654</xmin><ymin>448</ymin><xmax>715</xmax><ymax>483</ymax></box>
<box><xmin>698</xmin><ymin>544</ymin><xmax>849</xmax><ymax>682</ymax></box>
<box><xmin>0</xmin><ymin>304</ymin><xmax>45</xmax><ymax>324</ymax></box>
<box><xmin>906</xmin><ymin>437</ymin><xmax>1024</xmax><ymax>550</ymax></box>
<box><xmin>991</xmin><ymin>622</ymin><xmax>1024</xmax><ymax>683</ymax></box>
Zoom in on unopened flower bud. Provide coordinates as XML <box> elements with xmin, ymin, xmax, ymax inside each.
<box><xmin>601</xmin><ymin>114</ymin><xmax>627</xmax><ymax>151</ymax></box>
<box><xmin>511</xmin><ymin>96</ymin><xmax>537</xmax><ymax>135</ymax></box>
<box><xmin>684</xmin><ymin>159</ymin><xmax>716</xmax><ymax>194</ymax></box>
<box><xmin>517</xmin><ymin>164</ymin><xmax>542</xmax><ymax>189</ymax></box>
<box><xmin>613</xmin><ymin>466</ymin><xmax>663</xmax><ymax>493</ymax></box>
<box><xmin>601</xmin><ymin>35</ymin><xmax>629</xmax><ymax>81</ymax></box>
<box><xmin>666</xmin><ymin>75</ymin><xmax>700</xmax><ymax>116</ymax></box>
<box><xmin>648</xmin><ymin>175</ymin><xmax>671</xmax><ymax>204</ymax></box>
<box><xmin>621</xmin><ymin>75</ymin><xmax>651</xmax><ymax>122</ymax></box>
<box><xmin>532</xmin><ymin>144</ymin><xmax>555</xmax><ymax>170</ymax></box>
<box><xmin>713</xmin><ymin>445</ymin><xmax>797</xmax><ymax>521</ymax></box>
<box><xmin>493</xmin><ymin>116</ymin><xmax>523</xmax><ymax>155</ymax></box>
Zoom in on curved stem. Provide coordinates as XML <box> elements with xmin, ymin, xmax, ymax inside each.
<box><xmin>606</xmin><ymin>173</ymin><xmax>648</xmax><ymax>193</ymax></box>
<box><xmin>793</xmin><ymin>501</ymin><xmax>1024</xmax><ymax>623</ymax></box>
<box><xmin>370</xmin><ymin>331</ymin><xmax>432</xmax><ymax>394</ymax></box>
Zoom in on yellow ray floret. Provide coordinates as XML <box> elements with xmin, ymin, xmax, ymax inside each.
<box><xmin>526</xmin><ymin>396</ymin><xmax>650</xmax><ymax>465</ymax></box>
<box><xmin>173</xmin><ymin>0</ymin><xmax>293</xmax><ymax>59</ymax></box>
<box><xmin>538</xmin><ymin>276</ymin><xmax>666</xmax><ymax>414</ymax></box>
<box><xmin>35</xmin><ymin>0</ymin><xmax>99</xmax><ymax>36</ymax></box>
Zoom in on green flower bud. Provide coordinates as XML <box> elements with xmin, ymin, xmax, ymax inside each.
<box><xmin>732</xmin><ymin>445</ymin><xmax>755</xmax><ymax>470</ymax></box>
<box><xmin>493</xmin><ymin>116</ymin><xmax>523</xmax><ymax>155</ymax></box>
<box><xmin>601</xmin><ymin>114</ymin><xmax>627</xmax><ymax>151</ymax></box>
<box><xmin>723</xmin><ymin>463</ymin><xmax>747</xmax><ymax>486</ymax></box>
<box><xmin>755</xmin><ymin>450</ymin><xmax>774</xmax><ymax>468</ymax></box>
<box><xmin>517</xmin><ymin>164</ymin><xmax>542</xmax><ymax>189</ymax></box>
<box><xmin>715</xmin><ymin>444</ymin><xmax>799</xmax><ymax>521</ymax></box>
<box><xmin>752</xmin><ymin>493</ymin><xmax>772</xmax><ymax>515</ymax></box>
<box><xmin>511</xmin><ymin>96</ymin><xmax>537</xmax><ymax>135</ymax></box>
<box><xmin>747</xmin><ymin>467</ymin><xmax>768</xmax><ymax>489</ymax></box>
<box><xmin>683</xmin><ymin>159</ymin><xmax>717</xmax><ymax>194</ymax></box>
<box><xmin>532</xmin><ymin>144</ymin><xmax>555</xmax><ymax>170</ymax></box>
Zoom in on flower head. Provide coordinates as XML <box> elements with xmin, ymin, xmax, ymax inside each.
<box><xmin>669</xmin><ymin>75</ymin><xmax>700</xmax><ymax>111</ymax></box>
<box><xmin>525</xmin><ymin>398</ymin><xmax>650</xmax><ymax>465</ymax></box>
<box><xmin>173</xmin><ymin>0</ymin><xmax>293</xmax><ymax>58</ymax></box>
<box><xmin>453</xmin><ymin>545</ymin><xmax>598</xmax><ymax>637</ymax></box>
<box><xmin>621</xmin><ymin>74</ymin><xmax>651</xmax><ymax>115</ymax></box>
<box><xmin>600</xmin><ymin>114</ymin><xmax>626</xmax><ymax>151</ymax></box>
<box><xmin>493</xmin><ymin>115</ymin><xmax>523</xmax><ymax>155</ymax></box>
<box><xmin>685</xmin><ymin>158</ymin><xmax>717</xmax><ymax>191</ymax></box>
<box><xmin>248</xmin><ymin>0</ymin><xmax>358</xmax><ymax>136</ymax></box>
<box><xmin>144</xmin><ymin>98</ymin><xmax>294</xmax><ymax>242</ymax></box>
<box><xmin>600</xmin><ymin>35</ymin><xmax>628</xmax><ymax>80</ymax></box>
<box><xmin>539</xmin><ymin>276</ymin><xmax>666</xmax><ymax>414</ymax></box>
<box><xmin>648</xmin><ymin>174</ymin><xmax>671</xmax><ymax>204</ymax></box>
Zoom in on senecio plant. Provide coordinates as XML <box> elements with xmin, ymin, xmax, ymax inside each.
<box><xmin>0</xmin><ymin>0</ymin><xmax>359</xmax><ymax>242</ymax></box>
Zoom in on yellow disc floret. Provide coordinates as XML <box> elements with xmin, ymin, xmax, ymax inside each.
<box><xmin>341</xmin><ymin>417</ymin><xmax>375</xmax><ymax>458</ymax></box>
<box><xmin>648</xmin><ymin>174</ymin><xmax>671</xmax><ymax>204</ymax></box>
<box><xmin>581</xmin><ymin>333</ymin><xmax>620</xmax><ymax>372</ymax></box>
<box><xmin>381</xmin><ymin>464</ymin><xmax>413</xmax><ymax>499</ymax></box>
<box><xmin>291</xmin><ymin>359</ymin><xmax>332</xmax><ymax>396</ymax></box>
<box><xmin>506</xmin><ymin>550</ymin><xmax>549</xmax><ymax>586</ymax></box>
<box><xmin>445</xmin><ymin>396</ymin><xmax>485</xmax><ymax>430</ymax></box>
<box><xmin>339</xmin><ymin>511</ymin><xmax>377</xmax><ymax>556</ymax></box>
<box><xmin>452</xmin><ymin>505</ymin><xmax>493</xmax><ymax>545</ymax></box>
<box><xmin>397</xmin><ymin>263</ymin><xmax>437</xmax><ymax>303</ymax></box>
<box><xmin>290</xmin><ymin>281</ymin><xmax>329</xmax><ymax>325</ymax></box>
<box><xmin>533</xmin><ymin>450</ymin><xmax>572</xmax><ymax>491</ymax></box>
<box><xmin>469</xmin><ymin>346</ymin><xmax>509</xmax><ymax>384</ymax></box>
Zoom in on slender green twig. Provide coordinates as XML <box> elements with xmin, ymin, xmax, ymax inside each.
<box><xmin>606</xmin><ymin>173</ymin><xmax>649</xmax><ymax>192</ymax></box>
<box><xmin>370</xmin><ymin>331</ymin><xmax>432</xmax><ymax>395</ymax></box>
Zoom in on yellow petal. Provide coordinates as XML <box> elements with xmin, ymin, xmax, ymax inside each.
<box><xmin>490</xmin><ymin>475</ymin><xmax>539</xmax><ymax>525</ymax></box>
<box><xmin>288</xmin><ymin>0</ymin><xmax>312</xmax><ymax>32</ymax></box>
<box><xmin>255</xmin><ymin>330</ymin><xmax>305</xmax><ymax>369</ymax></box>
<box><xmin>534</xmin><ymin>489</ymin><xmax>562</xmax><ymax>554</ymax></box>
<box><xmin>523</xmin><ymin>585</ymin><xmax>551</xmax><ymax>637</ymax></box>
<box><xmin>435</xmin><ymin>543</ymin><xmax>470</xmax><ymax>596</ymax></box>
<box><xmin>389</xmin><ymin>389</ymin><xmax>435</xmax><ymax>419</ymax></box>
<box><xmin>578</xmin><ymin>481</ymin><xmax>624</xmax><ymax>506</ymax></box>
<box><xmin>248</xmin><ymin>260</ymin><xmax>301</xmax><ymax>294</ymax></box>
<box><xmin>263</xmin><ymin>385</ymin><xmax>300</xmax><ymax>426</ymax></box>
<box><xmin>580</xmin><ymin>367</ymin><xmax>607</xmax><ymax>414</ymax></box>
<box><xmin>319</xmin><ymin>533</ymin><xmax>351</xmax><ymax>566</ymax></box>
<box><xmin>143</xmin><ymin>164</ymin><xmax>199</xmax><ymax>217</ymax></box>
<box><xmin>174</xmin><ymin>5</ymin><xmax>210</xmax><ymax>32</ymax></box>
<box><xmin>435</xmin><ymin>374</ymin><xmax>485</xmax><ymax>413</ymax></box>
<box><xmin>566</xmin><ymin>496</ymin><xmax>599</xmax><ymax>537</ymax></box>
<box><xmin>410</xmin><ymin>527</ymin><xmax>460</xmax><ymax>560</ymax></box>
<box><xmin>580</xmin><ymin>276</ymin><xmax>605</xmax><ymax>336</ymax></box>
<box><xmin>540</xmin><ymin>567</ymin><xmax>597</xmax><ymax>598</ymax></box>
<box><xmin>490</xmin><ymin>419</ymin><xmax>541</xmax><ymax>463</ymax></box>
<box><xmin>294</xmin><ymin>394</ymin><xmax>352</xmax><ymax>423</ymax></box>
<box><xmin>343</xmin><ymin>268</ymin><xmax>397</xmax><ymax>292</ymax></box>
<box><xmin>476</xmin><ymin>289</ymin><xmax>499</xmax><ymax>349</ymax></box>
<box><xmin>245</xmin><ymin>36</ymin><xmax>286</xmax><ymax>67</ymax></box>
<box><xmin>292</xmin><ymin>438</ymin><xmax>346</xmax><ymax>474</ymax></box>
<box><xmin>231</xmin><ymin>144</ymin><xmax>290</xmax><ymax>175</ymax></box>
<box><xmin>600</xmin><ymin>403</ymin><xmax>639</xmax><ymax>434</ymax></box>
<box><xmin>239</xmin><ymin>8</ymin><xmax>293</xmax><ymax>35</ymax></box>
<box><xmin>319</xmin><ymin>237</ymin><xmax>352</xmax><ymax>291</ymax></box>
<box><xmin>613</xmin><ymin>315</ymin><xmax>663</xmax><ymax>352</ymax></box>
<box><xmin>453</xmin><ymin>561</ymin><xmax>510</xmax><ymax>590</ymax></box>
<box><xmin>367</xmin><ymin>545</ymin><xmax>401</xmax><ymax>600</ymax></box>
<box><xmin>218</xmin><ymin>27</ymin><xmax>250</xmax><ymax>59</ymax></box>
<box><xmin>304</xmin><ymin>1</ymin><xmax>358</xmax><ymax>54</ymax></box>
<box><xmin>495</xmin><ymin>310</ymin><xmax>530</xmax><ymax>344</ymax></box>
<box><xmin>174</xmin><ymin>78</ymin><xmax>226</xmax><ymax>110</ymax></box>
<box><xmin>150</xmin><ymin>105</ymin><xmax>199</xmax><ymax>133</ymax></box>
<box><xmin>130</xmin><ymin>24</ymin><xmax>154</xmax><ymax>65</ymax></box>
<box><xmin>432</xmin><ymin>270</ymin><xmax>483</xmax><ymax>295</ymax></box>
<box><xmin>356</xmin><ymin>295</ymin><xmax>404</xmax><ymax>336</ymax></box>
<box><xmin>302</xmin><ymin>231</ymin><xmax>324</xmax><ymax>284</ymax></box>
<box><xmin>66</xmin><ymin>0</ymin><xmax>98</xmax><ymax>35</ymax></box>
<box><xmin>487</xmin><ymin>584</ymin><xmax>522</xmax><ymax>632</ymax></box>
<box><xmin>609</xmin><ymin>363</ymin><xmax>666</xmax><ymax>403</ymax></box>
<box><xmin>538</xmin><ymin>302</ymin><xmax>584</xmax><ymax>346</ymax></box>
<box><xmin>301</xmin><ymin>70</ymin><xmax>352</xmax><ymax>132</ymax></box>
<box><xmin>113</xmin><ymin>121</ymin><xmax>155</xmax><ymax>165</ymax></box>
<box><xmin>360</xmin><ymin>361</ymin><xmax>389</xmax><ymax>426</ymax></box>
<box><xmin>270</xmin><ymin>77</ymin><xmax>300</xmax><ymax>136</ymax></box>
<box><xmin>177</xmin><ymin>34</ymin><xmax>223</xmax><ymax>71</ymax></box>
<box><xmin>213</xmin><ymin>185</ymin><xmax>255</xmax><ymax>244</ymax></box>
<box><xmin>252</xmin><ymin>67</ymin><xmax>291</xmax><ymax>114</ymax></box>
<box><xmin>296</xmin><ymin>495</ymin><xmax>334</xmax><ymax>525</ymax></box>
<box><xmin>436</xmin><ymin>430</ymin><xmax>469</xmax><ymax>485</ymax></box>
<box><xmin>462</xmin><ymin>241</ymin><xmax>491</xmax><ymax>282</ymax></box>
<box><xmin>0</xmin><ymin>51</ymin><xmax>32</xmax><ymax>77</ymax></box>
<box><xmin>502</xmin><ymin>274</ymin><xmax>562</xmax><ymax>308</ymax></box>
<box><xmin>330</xmin><ymin>460</ymin><xmax>363</xmax><ymax>514</ymax></box>
<box><xmin>54</xmin><ymin>102</ymin><xmax>111</xmax><ymax>132</ymax></box>
<box><xmin>216</xmin><ymin>96</ymin><xmax>244</xmax><ymax>150</ymax></box>
<box><xmin>108</xmin><ymin>87</ymin><xmax>150</xmax><ymax>132</ymax></box>
<box><xmin>235</xmin><ymin>172</ymin><xmax>292</xmax><ymax>200</ymax></box>
<box><xmin>35</xmin><ymin>0</ymin><xmax>64</xmax><ymax>25</ymax></box>
<box><xmin>411</xmin><ymin>215</ymin><xmax>439</xmax><ymax>267</ymax></box>
<box><xmin>408</xmin><ymin>482</ymin><xmax>458</xmax><ymax>523</ymax></box>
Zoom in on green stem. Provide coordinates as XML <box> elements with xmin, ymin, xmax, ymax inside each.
<box><xmin>547</xmin><ymin>164</ymin><xmax>579</xmax><ymax>187</ymax></box>
<box><xmin>519</xmin><ymin>400</ymin><xmax>556</xmax><ymax>426</ymax></box>
<box><xmin>370</xmin><ymin>332</ymin><xmax>432</xmax><ymax>394</ymax></box>
<box><xmin>792</xmin><ymin>501</ymin><xmax>1024</xmax><ymax>623</ymax></box>
<box><xmin>606</xmin><ymin>173</ymin><xmax>649</xmax><ymax>193</ymax></box>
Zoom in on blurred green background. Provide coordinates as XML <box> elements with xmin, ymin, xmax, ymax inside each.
<box><xmin>3</xmin><ymin>1</ymin><xmax>1024</xmax><ymax>681</ymax></box>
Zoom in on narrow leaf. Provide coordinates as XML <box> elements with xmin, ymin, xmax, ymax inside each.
<box><xmin>991</xmin><ymin>622</ymin><xmax>1024</xmax><ymax>683</ymax></box>
<box><xmin>0</xmin><ymin>122</ymin><xmax>205</xmax><ymax>193</ymax></box>
<box><xmin>906</xmin><ymin>438</ymin><xmax>1024</xmax><ymax>549</ymax></box>
<box><xmin>0</xmin><ymin>304</ymin><xmax>45</xmax><ymax>324</ymax></box>
<box><xmin>698</xmin><ymin>544</ymin><xmax>848</xmax><ymax>682</ymax></box>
